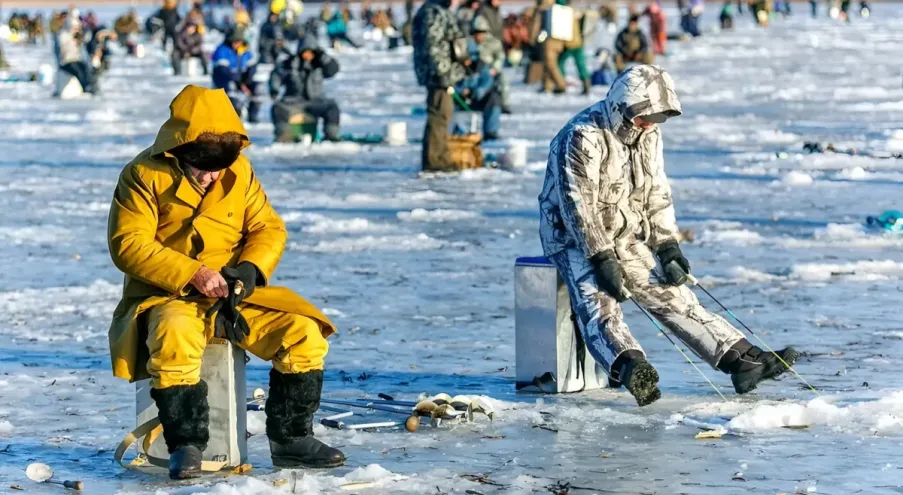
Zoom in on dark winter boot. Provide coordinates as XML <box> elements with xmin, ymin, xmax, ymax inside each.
<box><xmin>581</xmin><ymin>78</ymin><xmax>592</xmax><ymax>95</ymax></box>
<box><xmin>266</xmin><ymin>369</ymin><xmax>346</xmax><ymax>468</ymax></box>
<box><xmin>324</xmin><ymin>124</ymin><xmax>342</xmax><ymax>142</ymax></box>
<box><xmin>150</xmin><ymin>381</ymin><xmax>210</xmax><ymax>480</ymax></box>
<box><xmin>614</xmin><ymin>350</ymin><xmax>661</xmax><ymax>406</ymax></box>
<box><xmin>717</xmin><ymin>339</ymin><xmax>800</xmax><ymax>394</ymax></box>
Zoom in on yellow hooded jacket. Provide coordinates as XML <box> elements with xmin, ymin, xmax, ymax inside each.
<box><xmin>107</xmin><ymin>85</ymin><xmax>335</xmax><ymax>382</ymax></box>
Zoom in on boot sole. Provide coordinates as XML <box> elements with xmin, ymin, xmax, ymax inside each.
<box><xmin>169</xmin><ymin>469</ymin><xmax>203</xmax><ymax>480</ymax></box>
<box><xmin>272</xmin><ymin>456</ymin><xmax>346</xmax><ymax>469</ymax></box>
<box><xmin>625</xmin><ymin>361</ymin><xmax>662</xmax><ymax>407</ymax></box>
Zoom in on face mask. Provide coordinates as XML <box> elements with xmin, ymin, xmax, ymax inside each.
<box><xmin>615</xmin><ymin>118</ymin><xmax>645</xmax><ymax>146</ymax></box>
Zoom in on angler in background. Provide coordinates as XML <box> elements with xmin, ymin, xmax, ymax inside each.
<box><xmin>83</xmin><ymin>13</ymin><xmax>117</xmax><ymax>77</ymax></box>
<box><xmin>55</xmin><ymin>14</ymin><xmax>96</xmax><ymax>94</ymax></box>
<box><xmin>530</xmin><ymin>0</ymin><xmax>567</xmax><ymax>95</ymax></box>
<box><xmin>150</xmin><ymin>0</ymin><xmax>182</xmax><ymax>51</ymax></box>
<box><xmin>27</xmin><ymin>13</ymin><xmax>47</xmax><ymax>45</ymax></box>
<box><xmin>269</xmin><ymin>34</ymin><xmax>342</xmax><ymax>143</ymax></box>
<box><xmin>614</xmin><ymin>15</ymin><xmax>653</xmax><ymax>72</ymax></box>
<box><xmin>720</xmin><ymin>2</ymin><xmax>735</xmax><ymax>29</ymax></box>
<box><xmin>259</xmin><ymin>12</ymin><xmax>284</xmax><ymax>63</ymax></box>
<box><xmin>680</xmin><ymin>0</ymin><xmax>703</xmax><ymax>37</ymax></box>
<box><xmin>114</xmin><ymin>9</ymin><xmax>142</xmax><ymax>56</ymax></box>
<box><xmin>172</xmin><ymin>20</ymin><xmax>208</xmax><ymax>76</ymax></box>
<box><xmin>455</xmin><ymin>18</ymin><xmax>505</xmax><ymax>140</ymax></box>
<box><xmin>457</xmin><ymin>0</ymin><xmax>482</xmax><ymax>33</ymax></box>
<box><xmin>641</xmin><ymin>0</ymin><xmax>667</xmax><ymax>56</ymax></box>
<box><xmin>471</xmin><ymin>15</ymin><xmax>510</xmax><ymax>112</ymax></box>
<box><xmin>413</xmin><ymin>0</ymin><xmax>469</xmax><ymax>171</ymax></box>
<box><xmin>476</xmin><ymin>0</ymin><xmax>504</xmax><ymax>41</ymax></box>
<box><xmin>557</xmin><ymin>3</ymin><xmax>591</xmax><ymax>95</ymax></box>
<box><xmin>327</xmin><ymin>3</ymin><xmax>361</xmax><ymax>49</ymax></box>
<box><xmin>211</xmin><ymin>28</ymin><xmax>263</xmax><ymax>122</ymax></box>
<box><xmin>539</xmin><ymin>66</ymin><xmax>798</xmax><ymax>406</ymax></box>
<box><xmin>501</xmin><ymin>12</ymin><xmax>531</xmax><ymax>67</ymax></box>
<box><xmin>107</xmin><ymin>85</ymin><xmax>343</xmax><ymax>480</ymax></box>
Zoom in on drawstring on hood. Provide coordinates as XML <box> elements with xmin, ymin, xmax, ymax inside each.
<box><xmin>603</xmin><ymin>65</ymin><xmax>682</xmax><ymax>146</ymax></box>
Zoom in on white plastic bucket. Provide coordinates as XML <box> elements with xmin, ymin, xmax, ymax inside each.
<box><xmin>384</xmin><ymin>121</ymin><xmax>407</xmax><ymax>146</ymax></box>
<box><xmin>505</xmin><ymin>140</ymin><xmax>528</xmax><ymax>169</ymax></box>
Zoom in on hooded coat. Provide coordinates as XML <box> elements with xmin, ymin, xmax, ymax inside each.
<box><xmin>175</xmin><ymin>22</ymin><xmax>204</xmax><ymax>57</ymax></box>
<box><xmin>107</xmin><ymin>85</ymin><xmax>335</xmax><ymax>383</ymax></box>
<box><xmin>269</xmin><ymin>34</ymin><xmax>339</xmax><ymax>101</ymax></box>
<box><xmin>476</xmin><ymin>1</ymin><xmax>503</xmax><ymax>40</ymax></box>
<box><xmin>539</xmin><ymin>65</ymin><xmax>682</xmax><ymax>260</ymax></box>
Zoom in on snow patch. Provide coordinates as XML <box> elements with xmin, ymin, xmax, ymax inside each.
<box><xmin>302</xmin><ymin>218</ymin><xmax>393</xmax><ymax>234</ymax></box>
<box><xmin>790</xmin><ymin>260</ymin><xmax>903</xmax><ymax>282</ymax></box>
<box><xmin>397</xmin><ymin>208</ymin><xmax>479</xmax><ymax>222</ymax></box>
<box><xmin>0</xmin><ymin>226</ymin><xmax>73</xmax><ymax>244</ymax></box>
<box><xmin>782</xmin><ymin>171</ymin><xmax>814</xmax><ymax>186</ymax></box>
<box><xmin>728</xmin><ymin>266</ymin><xmax>779</xmax><ymax>283</ymax></box>
<box><xmin>725</xmin><ymin>393</ymin><xmax>903</xmax><ymax>435</ymax></box>
<box><xmin>699</xmin><ymin>228</ymin><xmax>764</xmax><ymax>246</ymax></box>
<box><xmin>289</xmin><ymin>234</ymin><xmax>452</xmax><ymax>253</ymax></box>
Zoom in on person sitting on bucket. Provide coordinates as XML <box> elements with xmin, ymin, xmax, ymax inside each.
<box><xmin>55</xmin><ymin>14</ymin><xmax>96</xmax><ymax>94</ymax></box>
<box><xmin>453</xmin><ymin>17</ymin><xmax>504</xmax><ymax>141</ymax></box>
<box><xmin>269</xmin><ymin>33</ymin><xmax>342</xmax><ymax>143</ymax></box>
<box><xmin>172</xmin><ymin>20</ymin><xmax>208</xmax><ymax>76</ymax></box>
<box><xmin>211</xmin><ymin>28</ymin><xmax>264</xmax><ymax>123</ymax></box>
<box><xmin>106</xmin><ymin>85</ymin><xmax>344</xmax><ymax>479</ymax></box>
<box><xmin>538</xmin><ymin>66</ymin><xmax>798</xmax><ymax>406</ymax></box>
<box><xmin>614</xmin><ymin>15</ymin><xmax>653</xmax><ymax>73</ymax></box>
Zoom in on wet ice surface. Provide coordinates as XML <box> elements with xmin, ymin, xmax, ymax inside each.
<box><xmin>2</xmin><ymin>5</ymin><xmax>903</xmax><ymax>495</ymax></box>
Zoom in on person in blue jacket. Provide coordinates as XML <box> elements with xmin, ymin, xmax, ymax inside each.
<box><xmin>453</xmin><ymin>28</ymin><xmax>503</xmax><ymax>141</ymax></box>
<box><xmin>211</xmin><ymin>28</ymin><xmax>263</xmax><ymax>122</ymax></box>
<box><xmin>326</xmin><ymin>5</ymin><xmax>360</xmax><ymax>48</ymax></box>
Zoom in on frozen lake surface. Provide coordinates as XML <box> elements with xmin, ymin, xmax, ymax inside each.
<box><xmin>1</xmin><ymin>5</ymin><xmax>903</xmax><ymax>494</ymax></box>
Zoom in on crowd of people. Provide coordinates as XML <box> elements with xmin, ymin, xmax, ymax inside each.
<box><xmin>0</xmin><ymin>0</ymin><xmax>874</xmax><ymax>165</ymax></box>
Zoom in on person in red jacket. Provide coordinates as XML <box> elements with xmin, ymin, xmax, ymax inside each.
<box><xmin>642</xmin><ymin>0</ymin><xmax>667</xmax><ymax>56</ymax></box>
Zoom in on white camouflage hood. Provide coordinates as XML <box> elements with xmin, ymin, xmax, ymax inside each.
<box><xmin>604</xmin><ymin>65</ymin><xmax>682</xmax><ymax>145</ymax></box>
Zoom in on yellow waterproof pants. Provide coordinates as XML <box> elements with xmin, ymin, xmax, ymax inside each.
<box><xmin>146</xmin><ymin>299</ymin><xmax>328</xmax><ymax>389</ymax></box>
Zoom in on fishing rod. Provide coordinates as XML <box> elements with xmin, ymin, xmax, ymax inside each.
<box><xmin>676</xmin><ymin>266</ymin><xmax>820</xmax><ymax>396</ymax></box>
<box><xmin>625</xmin><ymin>291</ymin><xmax>728</xmax><ymax>401</ymax></box>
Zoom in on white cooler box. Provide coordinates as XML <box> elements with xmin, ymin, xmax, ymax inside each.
<box><xmin>135</xmin><ymin>339</ymin><xmax>248</xmax><ymax>468</ymax></box>
<box><xmin>515</xmin><ymin>256</ymin><xmax>608</xmax><ymax>393</ymax></box>
<box><xmin>543</xmin><ymin>5</ymin><xmax>575</xmax><ymax>42</ymax></box>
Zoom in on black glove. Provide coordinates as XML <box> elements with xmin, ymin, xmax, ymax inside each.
<box><xmin>590</xmin><ymin>250</ymin><xmax>628</xmax><ymax>302</ymax></box>
<box><xmin>221</xmin><ymin>262</ymin><xmax>259</xmax><ymax>305</ymax></box>
<box><xmin>205</xmin><ymin>262</ymin><xmax>260</xmax><ymax>344</ymax></box>
<box><xmin>207</xmin><ymin>293</ymin><xmax>251</xmax><ymax>344</ymax></box>
<box><xmin>656</xmin><ymin>241</ymin><xmax>690</xmax><ymax>286</ymax></box>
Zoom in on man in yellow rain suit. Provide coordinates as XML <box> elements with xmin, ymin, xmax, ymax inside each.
<box><xmin>107</xmin><ymin>85</ymin><xmax>343</xmax><ymax>479</ymax></box>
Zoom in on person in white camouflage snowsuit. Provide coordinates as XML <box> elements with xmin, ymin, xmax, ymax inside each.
<box><xmin>539</xmin><ymin>65</ymin><xmax>798</xmax><ymax>405</ymax></box>
<box><xmin>413</xmin><ymin>0</ymin><xmax>468</xmax><ymax>170</ymax></box>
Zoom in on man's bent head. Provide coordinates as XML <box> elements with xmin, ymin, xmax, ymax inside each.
<box><xmin>169</xmin><ymin>131</ymin><xmax>244</xmax><ymax>188</ymax></box>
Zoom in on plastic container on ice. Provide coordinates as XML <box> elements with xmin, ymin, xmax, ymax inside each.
<box><xmin>134</xmin><ymin>340</ymin><xmax>247</xmax><ymax>468</ymax></box>
<box><xmin>514</xmin><ymin>256</ymin><xmax>608</xmax><ymax>393</ymax></box>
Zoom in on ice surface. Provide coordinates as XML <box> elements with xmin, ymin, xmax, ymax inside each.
<box><xmin>1</xmin><ymin>3</ymin><xmax>903</xmax><ymax>494</ymax></box>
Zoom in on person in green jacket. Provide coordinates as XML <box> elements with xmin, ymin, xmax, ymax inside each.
<box><xmin>557</xmin><ymin>1</ymin><xmax>591</xmax><ymax>95</ymax></box>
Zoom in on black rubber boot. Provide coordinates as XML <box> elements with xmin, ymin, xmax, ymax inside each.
<box><xmin>614</xmin><ymin>350</ymin><xmax>661</xmax><ymax>407</ymax></box>
<box><xmin>266</xmin><ymin>369</ymin><xmax>346</xmax><ymax>468</ymax></box>
<box><xmin>150</xmin><ymin>381</ymin><xmax>210</xmax><ymax>480</ymax></box>
<box><xmin>718</xmin><ymin>339</ymin><xmax>800</xmax><ymax>394</ymax></box>
<box><xmin>324</xmin><ymin>124</ymin><xmax>342</xmax><ymax>142</ymax></box>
